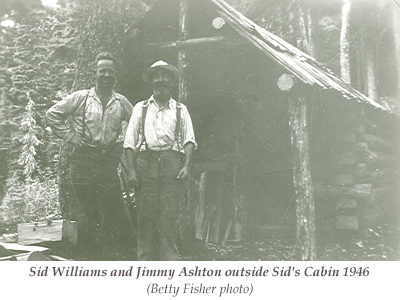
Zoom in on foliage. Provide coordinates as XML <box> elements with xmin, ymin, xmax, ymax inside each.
<box><xmin>0</xmin><ymin>4</ymin><xmax>79</xmax><ymax>223</ymax></box>
<box><xmin>0</xmin><ymin>0</ymin><xmax>43</xmax><ymax>24</ymax></box>
<box><xmin>0</xmin><ymin>0</ymin><xmax>150</xmax><ymax>224</ymax></box>
<box><xmin>72</xmin><ymin>0</ymin><xmax>150</xmax><ymax>90</ymax></box>
<box><xmin>0</xmin><ymin>6</ymin><xmax>79</xmax><ymax>180</ymax></box>
<box><xmin>18</xmin><ymin>97</ymin><xmax>41</xmax><ymax>180</ymax></box>
<box><xmin>0</xmin><ymin>177</ymin><xmax>60</xmax><ymax>224</ymax></box>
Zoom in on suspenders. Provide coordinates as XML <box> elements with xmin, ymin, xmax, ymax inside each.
<box><xmin>138</xmin><ymin>100</ymin><xmax>149</xmax><ymax>150</ymax></box>
<box><xmin>138</xmin><ymin>100</ymin><xmax>182</xmax><ymax>151</ymax></box>
<box><xmin>81</xmin><ymin>92</ymin><xmax>89</xmax><ymax>139</ymax></box>
<box><xmin>175</xmin><ymin>102</ymin><xmax>182</xmax><ymax>151</ymax></box>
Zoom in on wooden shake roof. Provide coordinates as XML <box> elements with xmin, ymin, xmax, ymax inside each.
<box><xmin>212</xmin><ymin>0</ymin><xmax>386</xmax><ymax>110</ymax></box>
<box><xmin>130</xmin><ymin>0</ymin><xmax>388</xmax><ymax>111</ymax></box>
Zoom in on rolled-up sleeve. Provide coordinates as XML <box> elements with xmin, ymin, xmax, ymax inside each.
<box><xmin>123</xmin><ymin>102</ymin><xmax>142</xmax><ymax>150</ymax></box>
<box><xmin>180</xmin><ymin>105</ymin><xmax>197</xmax><ymax>150</ymax></box>
<box><xmin>46</xmin><ymin>92</ymin><xmax>82</xmax><ymax>142</ymax></box>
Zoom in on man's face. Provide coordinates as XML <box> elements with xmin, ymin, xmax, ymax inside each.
<box><xmin>96</xmin><ymin>59</ymin><xmax>116</xmax><ymax>89</ymax></box>
<box><xmin>151</xmin><ymin>69</ymin><xmax>175</xmax><ymax>96</ymax></box>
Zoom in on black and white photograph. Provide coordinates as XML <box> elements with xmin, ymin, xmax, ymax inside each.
<box><xmin>0</xmin><ymin>0</ymin><xmax>399</xmax><ymax>295</ymax></box>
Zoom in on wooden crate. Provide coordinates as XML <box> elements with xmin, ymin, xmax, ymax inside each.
<box><xmin>18</xmin><ymin>220</ymin><xmax>77</xmax><ymax>246</ymax></box>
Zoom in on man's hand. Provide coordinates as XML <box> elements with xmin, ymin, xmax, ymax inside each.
<box><xmin>126</xmin><ymin>170</ymin><xmax>140</xmax><ymax>189</ymax></box>
<box><xmin>69</xmin><ymin>135</ymin><xmax>87</xmax><ymax>148</ymax></box>
<box><xmin>177</xmin><ymin>165</ymin><xmax>189</xmax><ymax>180</ymax></box>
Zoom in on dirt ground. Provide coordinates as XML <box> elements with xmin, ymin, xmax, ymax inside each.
<box><xmin>180</xmin><ymin>224</ymin><xmax>400</xmax><ymax>261</ymax></box>
<box><xmin>1</xmin><ymin>222</ymin><xmax>399</xmax><ymax>261</ymax></box>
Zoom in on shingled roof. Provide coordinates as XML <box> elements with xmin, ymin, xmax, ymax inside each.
<box><xmin>211</xmin><ymin>0</ymin><xmax>386</xmax><ymax>111</ymax></box>
<box><xmin>130</xmin><ymin>0</ymin><xmax>388</xmax><ymax>111</ymax></box>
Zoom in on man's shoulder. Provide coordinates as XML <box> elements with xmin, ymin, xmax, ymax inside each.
<box><xmin>69</xmin><ymin>89</ymin><xmax>90</xmax><ymax>99</ymax></box>
<box><xmin>114</xmin><ymin>92</ymin><xmax>133</xmax><ymax>107</ymax></box>
<box><xmin>134</xmin><ymin>99</ymin><xmax>151</xmax><ymax>108</ymax></box>
<box><xmin>60</xmin><ymin>89</ymin><xmax>90</xmax><ymax>103</ymax></box>
<box><xmin>75</xmin><ymin>89</ymin><xmax>91</xmax><ymax>94</ymax></box>
<box><xmin>171</xmin><ymin>99</ymin><xmax>188</xmax><ymax>112</ymax></box>
<box><xmin>114</xmin><ymin>91</ymin><xmax>129</xmax><ymax>101</ymax></box>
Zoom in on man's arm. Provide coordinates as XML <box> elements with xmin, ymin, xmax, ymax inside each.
<box><xmin>122</xmin><ymin>102</ymin><xmax>142</xmax><ymax>186</ymax></box>
<box><xmin>46</xmin><ymin>91</ymin><xmax>87</xmax><ymax>147</ymax></box>
<box><xmin>177</xmin><ymin>104</ymin><xmax>196</xmax><ymax>180</ymax></box>
<box><xmin>122</xmin><ymin>148</ymin><xmax>139</xmax><ymax>187</ymax></box>
<box><xmin>177</xmin><ymin>142</ymin><xmax>194</xmax><ymax>179</ymax></box>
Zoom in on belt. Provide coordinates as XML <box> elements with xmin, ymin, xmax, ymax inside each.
<box><xmin>78</xmin><ymin>145</ymin><xmax>120</xmax><ymax>156</ymax></box>
<box><xmin>137</xmin><ymin>149</ymin><xmax>182</xmax><ymax>156</ymax></box>
<box><xmin>136</xmin><ymin>150</ymin><xmax>184</xmax><ymax>162</ymax></box>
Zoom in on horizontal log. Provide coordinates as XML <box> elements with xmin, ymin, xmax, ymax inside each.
<box><xmin>365</xmin><ymin>121</ymin><xmax>393</xmax><ymax>138</ymax></box>
<box><xmin>337</xmin><ymin>132</ymin><xmax>357</xmax><ymax>143</ymax></box>
<box><xmin>371</xmin><ymin>187</ymin><xmax>392</xmax><ymax>202</ymax></box>
<box><xmin>355</xmin><ymin>163</ymin><xmax>367</xmax><ymax>175</ymax></box>
<box><xmin>328</xmin><ymin>185</ymin><xmax>345</xmax><ymax>197</ymax></box>
<box><xmin>277</xmin><ymin>73</ymin><xmax>295</xmax><ymax>91</ymax></box>
<box><xmin>357</xmin><ymin>142</ymin><xmax>395</xmax><ymax>166</ymax></box>
<box><xmin>335</xmin><ymin>215</ymin><xmax>358</xmax><ymax>230</ymax></box>
<box><xmin>334</xmin><ymin>174</ymin><xmax>354</xmax><ymax>186</ymax></box>
<box><xmin>336</xmin><ymin>198</ymin><xmax>357</xmax><ymax>209</ymax></box>
<box><xmin>345</xmin><ymin>184</ymin><xmax>372</xmax><ymax>198</ymax></box>
<box><xmin>357</xmin><ymin>168</ymin><xmax>393</xmax><ymax>184</ymax></box>
<box><xmin>146</xmin><ymin>36</ymin><xmax>226</xmax><ymax>48</ymax></box>
<box><xmin>337</xmin><ymin>151</ymin><xmax>356</xmax><ymax>165</ymax></box>
<box><xmin>363</xmin><ymin>133</ymin><xmax>392</xmax><ymax>151</ymax></box>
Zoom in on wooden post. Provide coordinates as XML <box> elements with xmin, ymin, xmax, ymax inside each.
<box><xmin>232</xmin><ymin>136</ymin><xmax>244</xmax><ymax>241</ymax></box>
<box><xmin>391</xmin><ymin>3</ymin><xmax>400</xmax><ymax>97</ymax></box>
<box><xmin>289</xmin><ymin>94</ymin><xmax>316</xmax><ymax>261</ymax></box>
<box><xmin>177</xmin><ymin>0</ymin><xmax>193</xmax><ymax>245</ymax></box>
<box><xmin>178</xmin><ymin>0</ymin><xmax>188</xmax><ymax>104</ymax></box>
<box><xmin>279</xmin><ymin>73</ymin><xmax>316</xmax><ymax>260</ymax></box>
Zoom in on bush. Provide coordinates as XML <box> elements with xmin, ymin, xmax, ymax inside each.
<box><xmin>0</xmin><ymin>177</ymin><xmax>61</xmax><ymax>224</ymax></box>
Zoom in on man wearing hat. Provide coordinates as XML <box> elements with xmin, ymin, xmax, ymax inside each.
<box><xmin>46</xmin><ymin>52</ymin><xmax>135</xmax><ymax>260</ymax></box>
<box><xmin>123</xmin><ymin>60</ymin><xmax>197</xmax><ymax>260</ymax></box>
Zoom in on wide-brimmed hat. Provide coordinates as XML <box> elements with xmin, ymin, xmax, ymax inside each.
<box><xmin>142</xmin><ymin>60</ymin><xmax>180</xmax><ymax>83</ymax></box>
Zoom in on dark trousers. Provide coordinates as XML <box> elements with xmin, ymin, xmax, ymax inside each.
<box><xmin>136</xmin><ymin>150</ymin><xmax>184</xmax><ymax>261</ymax></box>
<box><xmin>69</xmin><ymin>147</ymin><xmax>136</xmax><ymax>260</ymax></box>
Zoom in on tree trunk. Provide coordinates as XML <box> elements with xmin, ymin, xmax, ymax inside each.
<box><xmin>58</xmin><ymin>0</ymin><xmax>126</xmax><ymax>217</ymax></box>
<box><xmin>298</xmin><ymin>6</ymin><xmax>315</xmax><ymax>57</ymax></box>
<box><xmin>289</xmin><ymin>95</ymin><xmax>316</xmax><ymax>261</ymax></box>
<box><xmin>365</xmin><ymin>40</ymin><xmax>377</xmax><ymax>100</ymax></box>
<box><xmin>291</xmin><ymin>5</ymin><xmax>316</xmax><ymax>261</ymax></box>
<box><xmin>360</xmin><ymin>1</ymin><xmax>378</xmax><ymax>101</ymax></box>
<box><xmin>340</xmin><ymin>0</ymin><xmax>351</xmax><ymax>84</ymax></box>
<box><xmin>73</xmin><ymin>0</ymin><xmax>125</xmax><ymax>90</ymax></box>
<box><xmin>178</xmin><ymin>0</ymin><xmax>188</xmax><ymax>104</ymax></box>
<box><xmin>391</xmin><ymin>3</ymin><xmax>400</xmax><ymax>97</ymax></box>
<box><xmin>177</xmin><ymin>0</ymin><xmax>196</xmax><ymax>247</ymax></box>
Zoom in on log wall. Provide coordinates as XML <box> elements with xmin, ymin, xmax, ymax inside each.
<box><xmin>310</xmin><ymin>92</ymin><xmax>399</xmax><ymax>238</ymax></box>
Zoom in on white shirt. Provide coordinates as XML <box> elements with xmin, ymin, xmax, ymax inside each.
<box><xmin>46</xmin><ymin>87</ymin><xmax>133</xmax><ymax>147</ymax></box>
<box><xmin>123</xmin><ymin>96</ymin><xmax>197</xmax><ymax>153</ymax></box>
